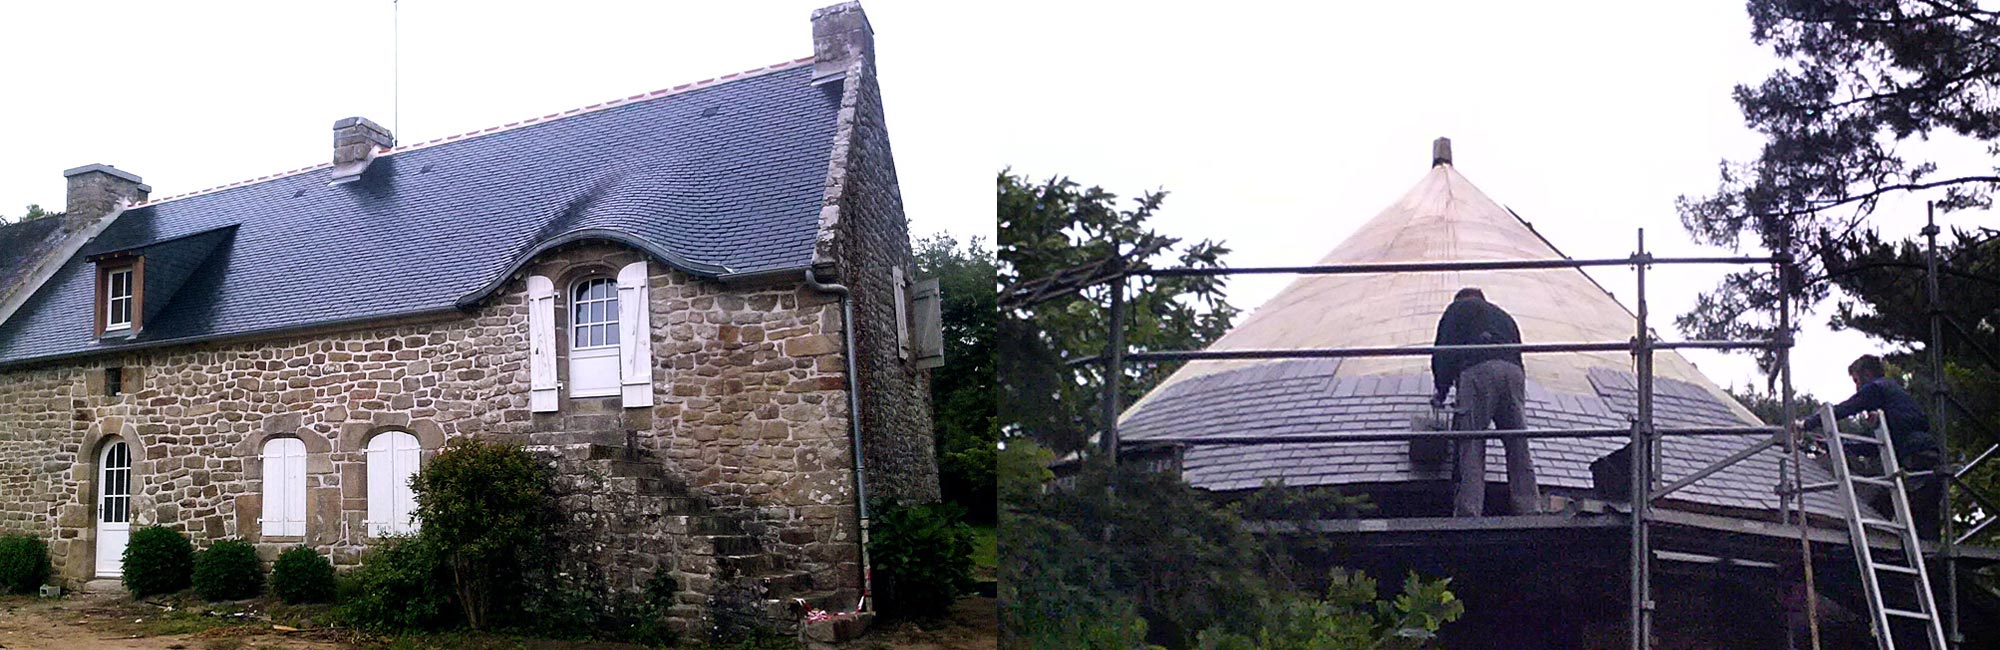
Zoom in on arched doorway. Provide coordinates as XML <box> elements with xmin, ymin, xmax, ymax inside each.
<box><xmin>95</xmin><ymin>438</ymin><xmax>131</xmax><ymax>577</ymax></box>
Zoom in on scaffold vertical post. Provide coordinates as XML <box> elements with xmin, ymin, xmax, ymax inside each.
<box><xmin>1631</xmin><ymin>229</ymin><xmax>1653</xmax><ymax>650</ymax></box>
<box><xmin>1924</xmin><ymin>202</ymin><xmax>1960</xmax><ymax>648</ymax></box>
<box><xmin>1778</xmin><ymin>238</ymin><xmax>1821</xmax><ymax>650</ymax></box>
<box><xmin>1103</xmin><ymin>271</ymin><xmax>1127</xmax><ymax>466</ymax></box>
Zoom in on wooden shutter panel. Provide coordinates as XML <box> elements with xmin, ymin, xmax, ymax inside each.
<box><xmin>912</xmin><ymin>278</ymin><xmax>943</xmax><ymax>369</ymax></box>
<box><xmin>280</xmin><ymin>439</ymin><xmax>306</xmax><ymax>536</ymax></box>
<box><xmin>394</xmin><ymin>435</ymin><xmax>420</xmax><ymax>533</ymax></box>
<box><xmin>528</xmin><ymin>275</ymin><xmax>558</xmax><ymax>412</ymax></box>
<box><xmin>616</xmin><ymin>262</ymin><xmax>654</xmax><ymax>408</ymax></box>
<box><xmin>366</xmin><ymin>436</ymin><xmax>390</xmax><ymax>536</ymax></box>
<box><xmin>261</xmin><ymin>441</ymin><xmax>282</xmax><ymax>536</ymax></box>
<box><xmin>892</xmin><ymin>265</ymin><xmax>910</xmax><ymax>359</ymax></box>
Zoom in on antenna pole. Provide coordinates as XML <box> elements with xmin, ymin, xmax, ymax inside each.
<box><xmin>393</xmin><ymin>0</ymin><xmax>401</xmax><ymax>144</ymax></box>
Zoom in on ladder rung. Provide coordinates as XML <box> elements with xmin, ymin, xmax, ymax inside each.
<box><xmin>1883</xmin><ymin>607</ymin><xmax>1932</xmax><ymax>620</ymax></box>
<box><xmin>1852</xmin><ymin>475</ymin><xmax>1896</xmax><ymax>488</ymax></box>
<box><xmin>1860</xmin><ymin>517</ymin><xmax>1904</xmax><ymax>530</ymax></box>
<box><xmin>1791</xmin><ymin>481</ymin><xmax>1838</xmax><ymax>494</ymax></box>
<box><xmin>1873</xmin><ymin>563</ymin><xmax>1920</xmax><ymax>576</ymax></box>
<box><xmin>1837</xmin><ymin>432</ymin><xmax>1879</xmax><ymax>445</ymax></box>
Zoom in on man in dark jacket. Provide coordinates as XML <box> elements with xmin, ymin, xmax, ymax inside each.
<box><xmin>1432</xmin><ymin>288</ymin><xmax>1540</xmax><ymax>516</ymax></box>
<box><xmin>1802</xmin><ymin>355</ymin><xmax>1946</xmax><ymax>539</ymax></box>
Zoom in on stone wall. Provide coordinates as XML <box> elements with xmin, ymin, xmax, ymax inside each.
<box><xmin>814</xmin><ymin>3</ymin><xmax>940</xmax><ymax>506</ymax></box>
<box><xmin>0</xmin><ymin>240</ymin><xmax>861</xmax><ymax>631</ymax></box>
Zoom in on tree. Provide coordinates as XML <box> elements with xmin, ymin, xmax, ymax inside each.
<box><xmin>1677</xmin><ymin>0</ymin><xmax>2000</xmax><ymax>376</ymax></box>
<box><xmin>997</xmin><ymin>171</ymin><xmax>1238</xmax><ymax>454</ymax></box>
<box><xmin>914</xmin><ymin>235</ymin><xmax>998</xmax><ymax>522</ymax></box>
<box><xmin>1</xmin><ymin>205</ymin><xmax>57</xmax><ymax>225</ymax></box>
<box><xmin>1681</xmin><ymin>0</ymin><xmax>2000</xmax><ymax>538</ymax></box>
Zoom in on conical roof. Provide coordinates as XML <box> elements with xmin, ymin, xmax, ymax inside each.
<box><xmin>1119</xmin><ymin>141</ymin><xmax>1845</xmax><ymax>520</ymax></box>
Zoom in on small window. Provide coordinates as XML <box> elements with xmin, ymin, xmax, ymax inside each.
<box><xmin>104</xmin><ymin>367</ymin><xmax>124</xmax><ymax>397</ymax></box>
<box><xmin>104</xmin><ymin>268</ymin><xmax>133</xmax><ymax>331</ymax></box>
<box><xmin>568</xmin><ymin>278</ymin><xmax>621</xmax><ymax>398</ymax></box>
<box><xmin>365</xmin><ymin>431</ymin><xmax>420</xmax><ymax>536</ymax></box>
<box><xmin>261</xmin><ymin>438</ymin><xmax>307</xmax><ymax>537</ymax></box>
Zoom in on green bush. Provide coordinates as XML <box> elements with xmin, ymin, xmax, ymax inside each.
<box><xmin>191</xmin><ymin>539</ymin><xmax>263</xmax><ymax>601</ymax></box>
<box><xmin>869</xmin><ymin>501</ymin><xmax>977</xmax><ymax>620</ymax></box>
<box><xmin>0</xmin><ymin>535</ymin><xmax>50</xmax><ymax>594</ymax></box>
<box><xmin>412</xmin><ymin>438</ymin><xmax>557</xmax><ymax>630</ymax></box>
<box><xmin>122</xmin><ymin>526</ymin><xmax>194</xmax><ymax>597</ymax></box>
<box><xmin>271</xmin><ymin>546</ymin><xmax>336</xmax><ymax>604</ymax></box>
<box><xmin>339</xmin><ymin>535</ymin><xmax>453</xmax><ymax>631</ymax></box>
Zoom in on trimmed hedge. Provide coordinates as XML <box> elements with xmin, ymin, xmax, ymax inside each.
<box><xmin>0</xmin><ymin>535</ymin><xmax>50</xmax><ymax>594</ymax></box>
<box><xmin>272</xmin><ymin>546</ymin><xmax>336</xmax><ymax>604</ymax></box>
<box><xmin>339</xmin><ymin>535</ymin><xmax>452</xmax><ymax>631</ymax></box>
<box><xmin>192</xmin><ymin>539</ymin><xmax>263</xmax><ymax>601</ymax></box>
<box><xmin>870</xmin><ymin>501</ymin><xmax>977</xmax><ymax>619</ymax></box>
<box><xmin>122</xmin><ymin>526</ymin><xmax>194</xmax><ymax>597</ymax></box>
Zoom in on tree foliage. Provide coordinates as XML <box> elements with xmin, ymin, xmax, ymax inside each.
<box><xmin>997</xmin><ymin>170</ymin><xmax>1237</xmax><ymax>454</ymax></box>
<box><xmin>410</xmin><ymin>438</ymin><xmax>558</xmax><ymax>630</ymax></box>
<box><xmin>0</xmin><ymin>205</ymin><xmax>57</xmax><ymax>225</ymax></box>
<box><xmin>914</xmin><ymin>235</ymin><xmax>998</xmax><ymax>522</ymax></box>
<box><xmin>1678</xmin><ymin>0</ymin><xmax>2000</xmax><ymax>376</ymax></box>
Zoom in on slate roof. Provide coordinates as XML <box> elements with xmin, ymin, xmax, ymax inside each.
<box><xmin>0</xmin><ymin>59</ymin><xmax>840</xmax><ymax>366</ymax></box>
<box><xmin>0</xmin><ymin>217</ymin><xmax>65</xmax><ymax>285</ymax></box>
<box><xmin>1120</xmin><ymin>359</ymin><xmax>1857</xmax><ymax>520</ymax></box>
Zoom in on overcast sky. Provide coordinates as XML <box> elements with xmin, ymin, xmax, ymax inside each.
<box><xmin>988</xmin><ymin>1</ymin><xmax>1993</xmax><ymax>404</ymax></box>
<box><xmin>0</xmin><ymin>0</ymin><xmax>990</xmax><ymax>244</ymax></box>
<box><xmin>0</xmin><ymin>2</ymin><xmax>1985</xmax><ymax>405</ymax></box>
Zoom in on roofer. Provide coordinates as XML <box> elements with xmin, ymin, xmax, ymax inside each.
<box><xmin>1801</xmin><ymin>354</ymin><xmax>1946</xmax><ymax>540</ymax></box>
<box><xmin>1432</xmin><ymin>287</ymin><xmax>1541</xmax><ymax>516</ymax></box>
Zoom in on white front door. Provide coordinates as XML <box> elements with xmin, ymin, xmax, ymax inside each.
<box><xmin>95</xmin><ymin>440</ymin><xmax>131</xmax><ymax>577</ymax></box>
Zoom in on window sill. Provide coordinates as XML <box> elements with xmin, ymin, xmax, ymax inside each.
<box><xmin>259</xmin><ymin>534</ymin><xmax>306</xmax><ymax>543</ymax></box>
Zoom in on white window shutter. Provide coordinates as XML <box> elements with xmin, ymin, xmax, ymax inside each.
<box><xmin>912</xmin><ymin>278</ymin><xmax>944</xmax><ymax>369</ymax></box>
<box><xmin>528</xmin><ymin>275</ymin><xmax>558</xmax><ymax>412</ymax></box>
<box><xmin>892</xmin><ymin>265</ymin><xmax>910</xmax><ymax>359</ymax></box>
<box><xmin>262</xmin><ymin>438</ymin><xmax>307</xmax><ymax>537</ymax></box>
<box><xmin>616</xmin><ymin>262</ymin><xmax>653</xmax><ymax>408</ymax></box>
<box><xmin>395</xmin><ymin>435</ymin><xmax>420</xmax><ymax>533</ymax></box>
<box><xmin>260</xmin><ymin>442</ymin><xmax>281</xmax><ymax>536</ymax></box>
<box><xmin>365</xmin><ymin>436</ymin><xmax>390</xmax><ymax>536</ymax></box>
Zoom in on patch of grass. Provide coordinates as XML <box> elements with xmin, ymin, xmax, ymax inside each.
<box><xmin>969</xmin><ymin>524</ymin><xmax>997</xmax><ymax>573</ymax></box>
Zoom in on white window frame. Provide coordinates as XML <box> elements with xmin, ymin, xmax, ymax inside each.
<box><xmin>104</xmin><ymin>268</ymin><xmax>134</xmax><ymax>332</ymax></box>
<box><xmin>365</xmin><ymin>431</ymin><xmax>420</xmax><ymax>536</ymax></box>
<box><xmin>260</xmin><ymin>438</ymin><xmax>307</xmax><ymax>537</ymax></box>
<box><xmin>568</xmin><ymin>277</ymin><xmax>621</xmax><ymax>398</ymax></box>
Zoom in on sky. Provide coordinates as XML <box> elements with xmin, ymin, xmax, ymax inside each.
<box><xmin>987</xmin><ymin>1</ymin><xmax>1994</xmax><ymax>404</ymax></box>
<box><xmin>0</xmin><ymin>2</ymin><xmax>1986</xmax><ymax>404</ymax></box>
<box><xmin>0</xmin><ymin>0</ymin><xmax>992</xmax><ymax>244</ymax></box>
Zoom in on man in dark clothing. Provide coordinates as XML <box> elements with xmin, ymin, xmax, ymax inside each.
<box><xmin>1432</xmin><ymin>288</ymin><xmax>1540</xmax><ymax>516</ymax></box>
<box><xmin>1802</xmin><ymin>355</ymin><xmax>1946</xmax><ymax>540</ymax></box>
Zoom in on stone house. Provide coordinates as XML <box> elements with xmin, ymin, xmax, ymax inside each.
<box><xmin>0</xmin><ymin>1</ymin><xmax>939</xmax><ymax>631</ymax></box>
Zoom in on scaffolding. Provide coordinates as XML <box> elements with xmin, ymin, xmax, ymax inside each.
<box><xmin>1006</xmin><ymin>225</ymin><xmax>2000</xmax><ymax>650</ymax></box>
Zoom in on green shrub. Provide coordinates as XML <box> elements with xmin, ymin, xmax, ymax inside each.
<box><xmin>869</xmin><ymin>501</ymin><xmax>976</xmax><ymax>620</ymax></box>
<box><xmin>0</xmin><ymin>535</ymin><xmax>50</xmax><ymax>594</ymax></box>
<box><xmin>271</xmin><ymin>546</ymin><xmax>336</xmax><ymax>604</ymax></box>
<box><xmin>191</xmin><ymin>539</ymin><xmax>263</xmax><ymax>601</ymax></box>
<box><xmin>412</xmin><ymin>438</ymin><xmax>557</xmax><ymax>630</ymax></box>
<box><xmin>122</xmin><ymin>526</ymin><xmax>194</xmax><ymax>597</ymax></box>
<box><xmin>339</xmin><ymin>535</ymin><xmax>453</xmax><ymax>631</ymax></box>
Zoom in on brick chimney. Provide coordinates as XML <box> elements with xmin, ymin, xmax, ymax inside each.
<box><xmin>811</xmin><ymin>2</ymin><xmax>873</xmax><ymax>86</ymax></box>
<box><xmin>1432</xmin><ymin>137</ymin><xmax>1453</xmax><ymax>167</ymax></box>
<box><xmin>330</xmin><ymin>116</ymin><xmax>393</xmax><ymax>185</ymax></box>
<box><xmin>63</xmin><ymin>164</ymin><xmax>150</xmax><ymax>232</ymax></box>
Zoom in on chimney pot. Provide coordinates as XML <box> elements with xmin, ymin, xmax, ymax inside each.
<box><xmin>331</xmin><ymin>116</ymin><xmax>394</xmax><ymax>185</ymax></box>
<box><xmin>810</xmin><ymin>2</ymin><xmax>874</xmax><ymax>86</ymax></box>
<box><xmin>1432</xmin><ymin>137</ymin><xmax>1453</xmax><ymax>167</ymax></box>
<box><xmin>62</xmin><ymin>164</ymin><xmax>150</xmax><ymax>232</ymax></box>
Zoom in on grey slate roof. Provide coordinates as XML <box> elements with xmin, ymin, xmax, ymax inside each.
<box><xmin>1122</xmin><ymin>359</ymin><xmax>1857</xmax><ymax>520</ymax></box>
<box><xmin>0</xmin><ymin>217</ymin><xmax>65</xmax><ymax>285</ymax></box>
<box><xmin>0</xmin><ymin>61</ymin><xmax>838</xmax><ymax>366</ymax></box>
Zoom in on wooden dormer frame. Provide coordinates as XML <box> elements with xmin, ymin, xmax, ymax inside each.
<box><xmin>94</xmin><ymin>255</ymin><xmax>144</xmax><ymax>337</ymax></box>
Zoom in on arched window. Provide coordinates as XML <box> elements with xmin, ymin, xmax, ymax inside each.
<box><xmin>261</xmin><ymin>438</ymin><xmax>306</xmax><ymax>537</ymax></box>
<box><xmin>365</xmin><ymin>431</ymin><xmax>420</xmax><ymax>536</ymax></box>
<box><xmin>568</xmin><ymin>277</ymin><xmax>620</xmax><ymax>397</ymax></box>
<box><xmin>95</xmin><ymin>439</ymin><xmax>132</xmax><ymax>577</ymax></box>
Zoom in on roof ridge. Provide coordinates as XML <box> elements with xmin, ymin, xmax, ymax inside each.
<box><xmin>131</xmin><ymin>56</ymin><xmax>817</xmax><ymax>209</ymax></box>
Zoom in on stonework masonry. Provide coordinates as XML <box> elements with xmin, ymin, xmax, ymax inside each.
<box><xmin>0</xmin><ymin>240</ymin><xmax>870</xmax><ymax>632</ymax></box>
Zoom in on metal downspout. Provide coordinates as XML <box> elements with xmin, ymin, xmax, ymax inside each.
<box><xmin>805</xmin><ymin>269</ymin><xmax>872</xmax><ymax>613</ymax></box>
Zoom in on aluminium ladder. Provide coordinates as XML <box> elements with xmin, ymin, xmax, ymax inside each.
<box><xmin>1813</xmin><ymin>406</ymin><xmax>1947</xmax><ymax>650</ymax></box>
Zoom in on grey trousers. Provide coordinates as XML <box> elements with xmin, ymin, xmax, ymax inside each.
<box><xmin>1452</xmin><ymin>360</ymin><xmax>1541</xmax><ymax>516</ymax></box>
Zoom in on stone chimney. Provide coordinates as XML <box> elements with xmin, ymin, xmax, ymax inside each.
<box><xmin>63</xmin><ymin>164</ymin><xmax>151</xmax><ymax>232</ymax></box>
<box><xmin>1432</xmin><ymin>137</ymin><xmax>1453</xmax><ymax>167</ymax></box>
<box><xmin>811</xmin><ymin>2</ymin><xmax>874</xmax><ymax>86</ymax></box>
<box><xmin>330</xmin><ymin>116</ymin><xmax>393</xmax><ymax>185</ymax></box>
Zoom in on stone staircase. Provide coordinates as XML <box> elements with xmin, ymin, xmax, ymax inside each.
<box><xmin>529</xmin><ymin>439</ymin><xmax>847</xmax><ymax>634</ymax></box>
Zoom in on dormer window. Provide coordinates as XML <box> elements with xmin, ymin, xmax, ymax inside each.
<box><xmin>94</xmin><ymin>257</ymin><xmax>143</xmax><ymax>337</ymax></box>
